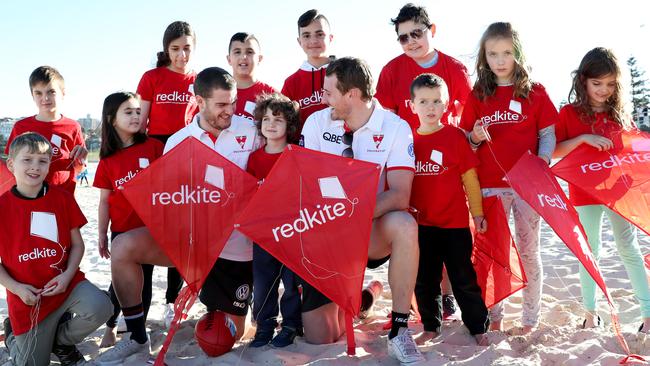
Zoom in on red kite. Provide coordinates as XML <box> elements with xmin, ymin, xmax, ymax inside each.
<box><xmin>0</xmin><ymin>161</ymin><xmax>14</xmax><ymax>196</ymax></box>
<box><xmin>508</xmin><ymin>151</ymin><xmax>642</xmax><ymax>363</ymax></box>
<box><xmin>121</xmin><ymin>137</ymin><xmax>258</xmax><ymax>364</ymax></box>
<box><xmin>236</xmin><ymin>145</ymin><xmax>380</xmax><ymax>355</ymax></box>
<box><xmin>471</xmin><ymin>196</ymin><xmax>527</xmax><ymax>308</ymax></box>
<box><xmin>552</xmin><ymin>130</ymin><xmax>650</xmax><ymax>238</ymax></box>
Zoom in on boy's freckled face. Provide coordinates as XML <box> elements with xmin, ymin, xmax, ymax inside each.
<box><xmin>410</xmin><ymin>86</ymin><xmax>448</xmax><ymax>127</ymax></box>
<box><xmin>227</xmin><ymin>40</ymin><xmax>262</xmax><ymax>79</ymax></box>
<box><xmin>31</xmin><ymin>81</ymin><xmax>64</xmax><ymax>115</ymax></box>
<box><xmin>8</xmin><ymin>147</ymin><xmax>51</xmax><ymax>190</ymax></box>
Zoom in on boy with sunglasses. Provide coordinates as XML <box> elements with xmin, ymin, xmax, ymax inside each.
<box><xmin>300</xmin><ymin>57</ymin><xmax>424</xmax><ymax>364</ymax></box>
<box><xmin>375</xmin><ymin>3</ymin><xmax>471</xmax><ymax>130</ymax></box>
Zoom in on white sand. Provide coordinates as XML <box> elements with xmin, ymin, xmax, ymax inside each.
<box><xmin>1</xmin><ymin>162</ymin><xmax>649</xmax><ymax>365</ymax></box>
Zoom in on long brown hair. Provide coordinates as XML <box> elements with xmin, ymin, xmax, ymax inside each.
<box><xmin>473</xmin><ymin>22</ymin><xmax>531</xmax><ymax>101</ymax></box>
<box><xmin>100</xmin><ymin>92</ymin><xmax>146</xmax><ymax>159</ymax></box>
<box><xmin>568</xmin><ymin>47</ymin><xmax>630</xmax><ymax>128</ymax></box>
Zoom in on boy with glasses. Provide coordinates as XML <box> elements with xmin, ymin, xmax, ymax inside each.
<box><xmin>375</xmin><ymin>3</ymin><xmax>471</xmax><ymax>130</ymax></box>
<box><xmin>300</xmin><ymin>57</ymin><xmax>424</xmax><ymax>364</ymax></box>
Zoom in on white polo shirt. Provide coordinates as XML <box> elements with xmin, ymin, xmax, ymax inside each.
<box><xmin>301</xmin><ymin>100</ymin><xmax>415</xmax><ymax>193</ymax></box>
<box><xmin>164</xmin><ymin>114</ymin><xmax>261</xmax><ymax>262</ymax></box>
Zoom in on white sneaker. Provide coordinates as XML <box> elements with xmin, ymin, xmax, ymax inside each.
<box><xmin>96</xmin><ymin>337</ymin><xmax>151</xmax><ymax>365</ymax></box>
<box><xmin>163</xmin><ymin>303</ymin><xmax>174</xmax><ymax>328</ymax></box>
<box><xmin>387</xmin><ymin>328</ymin><xmax>425</xmax><ymax>364</ymax></box>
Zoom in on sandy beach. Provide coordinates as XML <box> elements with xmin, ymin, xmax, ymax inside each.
<box><xmin>1</xmin><ymin>161</ymin><xmax>649</xmax><ymax>365</ymax></box>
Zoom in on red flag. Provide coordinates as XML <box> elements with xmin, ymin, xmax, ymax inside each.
<box><xmin>471</xmin><ymin>196</ymin><xmax>526</xmax><ymax>308</ymax></box>
<box><xmin>552</xmin><ymin>130</ymin><xmax>650</xmax><ymax>237</ymax></box>
<box><xmin>0</xmin><ymin>161</ymin><xmax>15</xmax><ymax>196</ymax></box>
<box><xmin>508</xmin><ymin>151</ymin><xmax>642</xmax><ymax>363</ymax></box>
<box><xmin>121</xmin><ymin>137</ymin><xmax>258</xmax><ymax>364</ymax></box>
<box><xmin>236</xmin><ymin>145</ymin><xmax>380</xmax><ymax>354</ymax></box>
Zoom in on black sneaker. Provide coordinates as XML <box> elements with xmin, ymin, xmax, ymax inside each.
<box><xmin>249</xmin><ymin>327</ymin><xmax>274</xmax><ymax>348</ymax></box>
<box><xmin>3</xmin><ymin>317</ymin><xmax>12</xmax><ymax>350</ymax></box>
<box><xmin>442</xmin><ymin>295</ymin><xmax>457</xmax><ymax>319</ymax></box>
<box><xmin>270</xmin><ymin>326</ymin><xmax>297</xmax><ymax>348</ymax></box>
<box><xmin>52</xmin><ymin>342</ymin><xmax>85</xmax><ymax>366</ymax></box>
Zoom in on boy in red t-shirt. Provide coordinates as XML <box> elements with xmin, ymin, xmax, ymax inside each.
<box><xmin>282</xmin><ymin>9</ymin><xmax>335</xmax><ymax>130</ymax></box>
<box><xmin>227</xmin><ymin>32</ymin><xmax>277</xmax><ymax>121</ymax></box>
<box><xmin>408</xmin><ymin>74</ymin><xmax>488</xmax><ymax>345</ymax></box>
<box><xmin>5</xmin><ymin>66</ymin><xmax>88</xmax><ymax>195</ymax></box>
<box><xmin>0</xmin><ymin>133</ymin><xmax>111</xmax><ymax>366</ymax></box>
<box><xmin>375</xmin><ymin>4</ymin><xmax>471</xmax><ymax>130</ymax></box>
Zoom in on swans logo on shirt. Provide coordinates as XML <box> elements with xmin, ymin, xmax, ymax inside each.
<box><xmin>235</xmin><ymin>136</ymin><xmax>247</xmax><ymax>149</ymax></box>
<box><xmin>151</xmin><ymin>164</ymin><xmax>233</xmax><ymax>207</ymax></box>
<box><xmin>271</xmin><ymin>176</ymin><xmax>357</xmax><ymax>242</ymax></box>
<box><xmin>299</xmin><ymin>90</ymin><xmax>323</xmax><ymax>108</ymax></box>
<box><xmin>372</xmin><ymin>134</ymin><xmax>384</xmax><ymax>149</ymax></box>
<box><xmin>114</xmin><ymin>159</ymin><xmax>150</xmax><ymax>187</ymax></box>
<box><xmin>415</xmin><ymin>149</ymin><xmax>448</xmax><ymax>176</ymax></box>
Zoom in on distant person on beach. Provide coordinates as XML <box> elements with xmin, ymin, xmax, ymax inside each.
<box><xmin>136</xmin><ymin>20</ymin><xmax>199</xmax><ymax>327</ymax></box>
<box><xmin>459</xmin><ymin>22</ymin><xmax>557</xmax><ymax>334</ymax></box>
<box><xmin>227</xmin><ymin>32</ymin><xmax>277</xmax><ymax>121</ymax></box>
<box><xmin>282</xmin><ymin>9</ymin><xmax>335</xmax><ymax>131</ymax></box>
<box><xmin>1</xmin><ymin>132</ymin><xmax>111</xmax><ymax>366</ymax></box>
<box><xmin>92</xmin><ymin>92</ymin><xmax>164</xmax><ymax>348</ymax></box>
<box><xmin>97</xmin><ymin>67</ymin><xmax>260</xmax><ymax>364</ymax></box>
<box><xmin>5</xmin><ymin>66</ymin><xmax>87</xmax><ymax>195</ymax></box>
<box><xmin>300</xmin><ymin>57</ymin><xmax>424</xmax><ymax>364</ymax></box>
<box><xmin>408</xmin><ymin>73</ymin><xmax>489</xmax><ymax>346</ymax></box>
<box><xmin>553</xmin><ymin>47</ymin><xmax>650</xmax><ymax>332</ymax></box>
<box><xmin>76</xmin><ymin>166</ymin><xmax>89</xmax><ymax>186</ymax></box>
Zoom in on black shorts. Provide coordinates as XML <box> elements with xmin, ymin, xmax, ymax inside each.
<box><xmin>367</xmin><ymin>255</ymin><xmax>390</xmax><ymax>269</ymax></box>
<box><xmin>199</xmin><ymin>258</ymin><xmax>252</xmax><ymax>316</ymax></box>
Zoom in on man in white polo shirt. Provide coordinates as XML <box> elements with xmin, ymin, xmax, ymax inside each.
<box><xmin>300</xmin><ymin>57</ymin><xmax>424</xmax><ymax>364</ymax></box>
<box><xmin>97</xmin><ymin>67</ymin><xmax>260</xmax><ymax>364</ymax></box>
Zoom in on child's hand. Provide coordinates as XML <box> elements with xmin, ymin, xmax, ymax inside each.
<box><xmin>470</xmin><ymin>120</ymin><xmax>490</xmax><ymax>143</ymax></box>
<box><xmin>69</xmin><ymin>145</ymin><xmax>89</xmax><ymax>167</ymax></box>
<box><xmin>41</xmin><ymin>272</ymin><xmax>74</xmax><ymax>297</ymax></box>
<box><xmin>13</xmin><ymin>283</ymin><xmax>41</xmax><ymax>306</ymax></box>
<box><xmin>473</xmin><ymin>216</ymin><xmax>487</xmax><ymax>233</ymax></box>
<box><xmin>98</xmin><ymin>233</ymin><xmax>111</xmax><ymax>259</ymax></box>
<box><xmin>581</xmin><ymin>134</ymin><xmax>613</xmax><ymax>151</ymax></box>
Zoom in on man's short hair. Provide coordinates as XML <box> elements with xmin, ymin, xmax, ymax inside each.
<box><xmin>228</xmin><ymin>32</ymin><xmax>260</xmax><ymax>53</ymax></box>
<box><xmin>8</xmin><ymin>132</ymin><xmax>52</xmax><ymax>159</ymax></box>
<box><xmin>297</xmin><ymin>9</ymin><xmax>330</xmax><ymax>33</ymax></box>
<box><xmin>410</xmin><ymin>73</ymin><xmax>449</xmax><ymax>102</ymax></box>
<box><xmin>390</xmin><ymin>3</ymin><xmax>432</xmax><ymax>33</ymax></box>
<box><xmin>325</xmin><ymin>57</ymin><xmax>374</xmax><ymax>102</ymax></box>
<box><xmin>194</xmin><ymin>67</ymin><xmax>236</xmax><ymax>98</ymax></box>
<box><xmin>29</xmin><ymin>66</ymin><xmax>65</xmax><ymax>92</ymax></box>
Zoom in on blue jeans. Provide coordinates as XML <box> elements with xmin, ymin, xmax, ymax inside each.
<box><xmin>252</xmin><ymin>244</ymin><xmax>302</xmax><ymax>330</ymax></box>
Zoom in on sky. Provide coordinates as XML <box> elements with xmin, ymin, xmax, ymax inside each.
<box><xmin>0</xmin><ymin>0</ymin><xmax>648</xmax><ymax>120</ymax></box>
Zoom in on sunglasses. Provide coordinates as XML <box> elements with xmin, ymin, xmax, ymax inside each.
<box><xmin>342</xmin><ymin>130</ymin><xmax>354</xmax><ymax>158</ymax></box>
<box><xmin>397</xmin><ymin>28</ymin><xmax>427</xmax><ymax>45</ymax></box>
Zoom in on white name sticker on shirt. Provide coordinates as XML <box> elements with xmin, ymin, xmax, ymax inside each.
<box><xmin>430</xmin><ymin>150</ymin><xmax>443</xmax><ymax>165</ymax></box>
<box><xmin>50</xmin><ymin>134</ymin><xmax>62</xmax><ymax>148</ymax></box>
<box><xmin>139</xmin><ymin>158</ymin><xmax>150</xmax><ymax>169</ymax></box>
<box><xmin>318</xmin><ymin>176</ymin><xmax>347</xmax><ymax>200</ymax></box>
<box><xmin>30</xmin><ymin>212</ymin><xmax>58</xmax><ymax>243</ymax></box>
<box><xmin>509</xmin><ymin>100</ymin><xmax>522</xmax><ymax>114</ymax></box>
<box><xmin>244</xmin><ymin>101</ymin><xmax>256</xmax><ymax>115</ymax></box>
<box><xmin>205</xmin><ymin>164</ymin><xmax>225</xmax><ymax>190</ymax></box>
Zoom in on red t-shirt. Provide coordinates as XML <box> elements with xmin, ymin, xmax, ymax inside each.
<box><xmin>137</xmin><ymin>67</ymin><xmax>199</xmax><ymax>136</ymax></box>
<box><xmin>5</xmin><ymin>116</ymin><xmax>85</xmax><ymax>194</ymax></box>
<box><xmin>246</xmin><ymin>147</ymin><xmax>282</xmax><ymax>180</ymax></box>
<box><xmin>459</xmin><ymin>83</ymin><xmax>558</xmax><ymax>188</ymax></box>
<box><xmin>410</xmin><ymin>126</ymin><xmax>479</xmax><ymax>228</ymax></box>
<box><xmin>0</xmin><ymin>186</ymin><xmax>87</xmax><ymax>335</ymax></box>
<box><xmin>375</xmin><ymin>52</ymin><xmax>472</xmax><ymax>130</ymax></box>
<box><xmin>282</xmin><ymin>62</ymin><xmax>329</xmax><ymax>128</ymax></box>
<box><xmin>93</xmin><ymin>138</ymin><xmax>164</xmax><ymax>232</ymax></box>
<box><xmin>555</xmin><ymin>105</ymin><xmax>628</xmax><ymax>206</ymax></box>
<box><xmin>235</xmin><ymin>81</ymin><xmax>277</xmax><ymax>121</ymax></box>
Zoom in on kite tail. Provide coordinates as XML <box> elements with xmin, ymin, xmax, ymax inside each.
<box><xmin>345</xmin><ymin>311</ymin><xmax>355</xmax><ymax>356</ymax></box>
<box><xmin>154</xmin><ymin>286</ymin><xmax>197</xmax><ymax>366</ymax></box>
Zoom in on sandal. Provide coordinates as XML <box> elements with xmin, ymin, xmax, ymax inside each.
<box><xmin>581</xmin><ymin>315</ymin><xmax>602</xmax><ymax>329</ymax></box>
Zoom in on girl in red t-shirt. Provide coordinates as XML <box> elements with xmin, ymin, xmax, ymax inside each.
<box><xmin>553</xmin><ymin>48</ymin><xmax>650</xmax><ymax>332</ymax></box>
<box><xmin>460</xmin><ymin>22</ymin><xmax>557</xmax><ymax>333</ymax></box>
<box><xmin>94</xmin><ymin>92</ymin><xmax>163</xmax><ymax>347</ymax></box>
<box><xmin>137</xmin><ymin>21</ymin><xmax>198</xmax><ymax>318</ymax></box>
